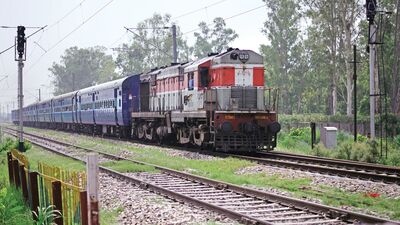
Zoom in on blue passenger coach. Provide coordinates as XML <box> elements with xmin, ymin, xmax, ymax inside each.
<box><xmin>12</xmin><ymin>74</ymin><xmax>141</xmax><ymax>137</ymax></box>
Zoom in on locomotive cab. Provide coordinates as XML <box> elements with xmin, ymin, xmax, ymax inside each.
<box><xmin>202</xmin><ymin>48</ymin><xmax>280</xmax><ymax>151</ymax></box>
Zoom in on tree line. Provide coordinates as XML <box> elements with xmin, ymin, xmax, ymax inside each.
<box><xmin>49</xmin><ymin>0</ymin><xmax>400</xmax><ymax>116</ymax></box>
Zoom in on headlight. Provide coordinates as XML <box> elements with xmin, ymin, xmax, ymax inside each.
<box><xmin>268</xmin><ymin>122</ymin><xmax>281</xmax><ymax>134</ymax></box>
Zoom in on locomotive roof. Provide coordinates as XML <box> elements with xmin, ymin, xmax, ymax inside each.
<box><xmin>184</xmin><ymin>55</ymin><xmax>216</xmax><ymax>73</ymax></box>
<box><xmin>157</xmin><ymin>63</ymin><xmax>187</xmax><ymax>79</ymax></box>
<box><xmin>212</xmin><ymin>49</ymin><xmax>263</xmax><ymax>65</ymax></box>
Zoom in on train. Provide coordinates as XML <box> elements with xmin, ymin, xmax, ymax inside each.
<box><xmin>12</xmin><ymin>48</ymin><xmax>280</xmax><ymax>152</ymax></box>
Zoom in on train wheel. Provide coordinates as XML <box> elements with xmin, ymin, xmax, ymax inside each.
<box><xmin>137</xmin><ymin>125</ymin><xmax>145</xmax><ymax>139</ymax></box>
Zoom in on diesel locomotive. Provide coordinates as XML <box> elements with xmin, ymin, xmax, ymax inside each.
<box><xmin>12</xmin><ymin>48</ymin><xmax>280</xmax><ymax>152</ymax></box>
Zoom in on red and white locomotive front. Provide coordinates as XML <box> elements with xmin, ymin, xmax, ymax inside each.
<box><xmin>182</xmin><ymin>48</ymin><xmax>280</xmax><ymax>151</ymax></box>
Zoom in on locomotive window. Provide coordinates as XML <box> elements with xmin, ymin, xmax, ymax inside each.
<box><xmin>188</xmin><ymin>72</ymin><xmax>194</xmax><ymax>90</ymax></box>
<box><xmin>199</xmin><ymin>67</ymin><xmax>209</xmax><ymax>87</ymax></box>
<box><xmin>119</xmin><ymin>99</ymin><xmax>121</xmax><ymax>107</ymax></box>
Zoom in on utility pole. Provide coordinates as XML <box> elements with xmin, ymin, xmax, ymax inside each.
<box><xmin>353</xmin><ymin>45</ymin><xmax>358</xmax><ymax>142</ymax></box>
<box><xmin>6</xmin><ymin>104</ymin><xmax>9</xmax><ymax>122</ymax></box>
<box><xmin>172</xmin><ymin>24</ymin><xmax>177</xmax><ymax>63</ymax></box>
<box><xmin>366</xmin><ymin>0</ymin><xmax>377</xmax><ymax>139</ymax></box>
<box><xmin>72</xmin><ymin>72</ymin><xmax>75</xmax><ymax>91</ymax></box>
<box><xmin>38</xmin><ymin>88</ymin><xmax>41</xmax><ymax>101</ymax></box>
<box><xmin>15</xmin><ymin>25</ymin><xmax>26</xmax><ymax>152</ymax></box>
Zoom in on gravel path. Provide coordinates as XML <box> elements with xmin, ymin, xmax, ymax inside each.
<box><xmin>100</xmin><ymin>173</ymin><xmax>238</xmax><ymax>225</ymax></box>
<box><xmin>236</xmin><ymin>165</ymin><xmax>400</xmax><ymax>199</ymax></box>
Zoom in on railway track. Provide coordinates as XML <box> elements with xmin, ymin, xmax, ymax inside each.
<box><xmin>228</xmin><ymin>151</ymin><xmax>400</xmax><ymax>184</ymax></box>
<box><xmin>4</xmin><ymin>127</ymin><xmax>400</xmax><ymax>225</ymax></box>
<box><xmin>8</xmin><ymin>125</ymin><xmax>400</xmax><ymax>184</ymax></box>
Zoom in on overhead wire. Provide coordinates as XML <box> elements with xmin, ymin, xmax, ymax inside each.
<box><xmin>182</xmin><ymin>3</ymin><xmax>266</xmax><ymax>35</ymax></box>
<box><xmin>171</xmin><ymin>0</ymin><xmax>227</xmax><ymax>21</ymax></box>
<box><xmin>124</xmin><ymin>27</ymin><xmax>173</xmax><ymax>58</ymax></box>
<box><xmin>27</xmin><ymin>0</ymin><xmax>115</xmax><ymax>72</ymax></box>
<box><xmin>0</xmin><ymin>0</ymin><xmax>88</xmax><ymax>56</ymax></box>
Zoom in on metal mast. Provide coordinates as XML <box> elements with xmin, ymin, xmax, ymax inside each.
<box><xmin>366</xmin><ymin>0</ymin><xmax>377</xmax><ymax>139</ymax></box>
<box><xmin>172</xmin><ymin>24</ymin><xmax>177</xmax><ymax>63</ymax></box>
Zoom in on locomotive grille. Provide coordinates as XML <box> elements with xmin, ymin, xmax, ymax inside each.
<box><xmin>231</xmin><ymin>87</ymin><xmax>257</xmax><ymax>109</ymax></box>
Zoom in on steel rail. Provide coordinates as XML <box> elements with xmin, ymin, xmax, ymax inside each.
<box><xmin>264</xmin><ymin>151</ymin><xmax>400</xmax><ymax>175</ymax></box>
<box><xmin>4</xmin><ymin>128</ymin><xmax>399</xmax><ymax>225</ymax></box>
<box><xmin>227</xmin><ymin>153</ymin><xmax>400</xmax><ymax>184</ymax></box>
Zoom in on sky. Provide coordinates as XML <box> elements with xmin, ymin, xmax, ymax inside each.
<box><xmin>0</xmin><ymin>0</ymin><xmax>269</xmax><ymax>111</ymax></box>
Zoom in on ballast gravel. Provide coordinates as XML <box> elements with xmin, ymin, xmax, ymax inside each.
<box><xmin>236</xmin><ymin>165</ymin><xmax>400</xmax><ymax>199</ymax></box>
<box><xmin>100</xmin><ymin>173</ymin><xmax>238</xmax><ymax>225</ymax></box>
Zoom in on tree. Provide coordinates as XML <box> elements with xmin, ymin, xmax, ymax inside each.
<box><xmin>193</xmin><ymin>17</ymin><xmax>238</xmax><ymax>58</ymax></box>
<box><xmin>261</xmin><ymin>0</ymin><xmax>305</xmax><ymax>114</ymax></box>
<box><xmin>115</xmin><ymin>13</ymin><xmax>190</xmax><ymax>75</ymax></box>
<box><xmin>303</xmin><ymin>0</ymin><xmax>362</xmax><ymax>116</ymax></box>
<box><xmin>303</xmin><ymin>0</ymin><xmax>340</xmax><ymax>115</ymax></box>
<box><xmin>49</xmin><ymin>46</ymin><xmax>117</xmax><ymax>95</ymax></box>
<box><xmin>337</xmin><ymin>0</ymin><xmax>362</xmax><ymax>116</ymax></box>
<box><xmin>392</xmin><ymin>0</ymin><xmax>400</xmax><ymax>114</ymax></box>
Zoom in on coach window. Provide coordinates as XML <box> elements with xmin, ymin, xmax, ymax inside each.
<box><xmin>119</xmin><ymin>99</ymin><xmax>121</xmax><ymax>107</ymax></box>
<box><xmin>119</xmin><ymin>90</ymin><xmax>122</xmax><ymax>96</ymax></box>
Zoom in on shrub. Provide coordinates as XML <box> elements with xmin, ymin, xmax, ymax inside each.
<box><xmin>33</xmin><ymin>205</ymin><xmax>62</xmax><ymax>225</ymax></box>
<box><xmin>341</xmin><ymin>141</ymin><xmax>379</xmax><ymax>163</ymax></box>
<box><xmin>0</xmin><ymin>138</ymin><xmax>15</xmax><ymax>153</ymax></box>
<box><xmin>0</xmin><ymin>138</ymin><xmax>31</xmax><ymax>153</ymax></box>
<box><xmin>356</xmin><ymin>134</ymin><xmax>368</xmax><ymax>142</ymax></box>
<box><xmin>0</xmin><ymin>187</ymin><xmax>33</xmax><ymax>225</ymax></box>
<box><xmin>311</xmin><ymin>144</ymin><xmax>332</xmax><ymax>158</ymax></box>
<box><xmin>335</xmin><ymin>140</ymin><xmax>353</xmax><ymax>160</ymax></box>
<box><xmin>394</xmin><ymin>135</ymin><xmax>400</xmax><ymax>148</ymax></box>
<box><xmin>288</xmin><ymin>127</ymin><xmax>312</xmax><ymax>144</ymax></box>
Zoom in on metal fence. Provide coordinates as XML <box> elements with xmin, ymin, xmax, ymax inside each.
<box><xmin>7</xmin><ymin>149</ymin><xmax>88</xmax><ymax>225</ymax></box>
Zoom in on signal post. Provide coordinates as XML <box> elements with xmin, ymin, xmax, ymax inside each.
<box><xmin>15</xmin><ymin>26</ymin><xmax>26</xmax><ymax>152</ymax></box>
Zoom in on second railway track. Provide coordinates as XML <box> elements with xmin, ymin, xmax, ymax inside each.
<box><xmin>227</xmin><ymin>151</ymin><xmax>400</xmax><ymax>184</ymax></box>
<box><xmin>4</xmin><ymin>127</ymin><xmax>400</xmax><ymax>225</ymax></box>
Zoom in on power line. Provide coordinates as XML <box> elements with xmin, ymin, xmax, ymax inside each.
<box><xmin>182</xmin><ymin>4</ymin><xmax>266</xmax><ymax>35</ymax></box>
<box><xmin>47</xmin><ymin>0</ymin><xmax>114</xmax><ymax>53</ymax></box>
<box><xmin>0</xmin><ymin>26</ymin><xmax>44</xmax><ymax>29</ymax></box>
<box><xmin>171</xmin><ymin>0</ymin><xmax>227</xmax><ymax>21</ymax></box>
<box><xmin>46</xmin><ymin>0</ymin><xmax>89</xmax><ymax>31</ymax></box>
<box><xmin>27</xmin><ymin>0</ymin><xmax>115</xmax><ymax>72</ymax></box>
<box><xmin>1</xmin><ymin>0</ymin><xmax>88</xmax><ymax>55</ymax></box>
<box><xmin>108</xmin><ymin>31</ymin><xmax>128</xmax><ymax>49</ymax></box>
<box><xmin>124</xmin><ymin>27</ymin><xmax>173</xmax><ymax>58</ymax></box>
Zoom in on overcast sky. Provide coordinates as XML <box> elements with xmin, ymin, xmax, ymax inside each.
<box><xmin>0</xmin><ymin>0</ymin><xmax>269</xmax><ymax>109</ymax></box>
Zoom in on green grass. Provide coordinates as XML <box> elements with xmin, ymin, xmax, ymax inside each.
<box><xmin>14</xmin><ymin>126</ymin><xmax>400</xmax><ymax>220</ymax></box>
<box><xmin>100</xmin><ymin>160</ymin><xmax>158</xmax><ymax>173</ymax></box>
<box><xmin>100</xmin><ymin>208</ymin><xmax>121</xmax><ymax>225</ymax></box>
<box><xmin>0</xmin><ymin>142</ymin><xmax>34</xmax><ymax>225</ymax></box>
<box><xmin>24</xmin><ymin>146</ymin><xmax>85</xmax><ymax>171</ymax></box>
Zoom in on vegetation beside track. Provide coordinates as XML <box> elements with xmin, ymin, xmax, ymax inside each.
<box><xmin>0</xmin><ymin>138</ymin><xmax>33</xmax><ymax>225</ymax></box>
<box><xmin>1</xmin><ymin>135</ymin><xmax>120</xmax><ymax>225</ymax></box>
<box><xmin>277</xmin><ymin>126</ymin><xmax>400</xmax><ymax>166</ymax></box>
<box><xmin>16</xmin><ymin>127</ymin><xmax>400</xmax><ymax>220</ymax></box>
